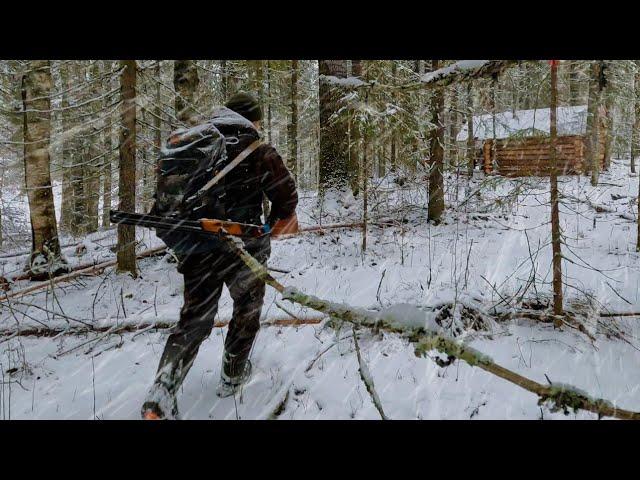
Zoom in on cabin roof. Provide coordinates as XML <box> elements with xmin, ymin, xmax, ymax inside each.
<box><xmin>456</xmin><ymin>105</ymin><xmax>587</xmax><ymax>141</ymax></box>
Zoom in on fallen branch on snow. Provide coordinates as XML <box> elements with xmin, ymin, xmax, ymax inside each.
<box><xmin>1</xmin><ymin>246</ymin><xmax>167</xmax><ymax>301</ymax></box>
<box><xmin>0</xmin><ymin>314</ymin><xmax>325</xmax><ymax>339</ymax></box>
<box><xmin>2</xmin><ymin>222</ymin><xmax>378</xmax><ymax>296</ymax></box>
<box><xmin>353</xmin><ymin>327</ymin><xmax>389</xmax><ymax>420</ymax></box>
<box><xmin>220</xmin><ymin>232</ymin><xmax>640</xmax><ymax>421</ymax></box>
<box><xmin>565</xmin><ymin>193</ymin><xmax>637</xmax><ymax>222</ymax></box>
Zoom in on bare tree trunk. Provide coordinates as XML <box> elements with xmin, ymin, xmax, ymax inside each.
<box><xmin>67</xmin><ymin>61</ymin><xmax>85</xmax><ymax>236</ymax></box>
<box><xmin>466</xmin><ymin>83</ymin><xmax>475</xmax><ymax>175</ymax></box>
<box><xmin>568</xmin><ymin>60</ymin><xmax>581</xmax><ymax>106</ymax></box>
<box><xmin>428</xmin><ymin>60</ymin><xmax>445</xmax><ymax>224</ymax></box>
<box><xmin>0</xmin><ymin>165</ymin><xmax>3</xmax><ymax>248</ymax></box>
<box><xmin>288</xmin><ymin>59</ymin><xmax>299</xmax><ymax>180</ymax></box>
<box><xmin>637</xmin><ymin>166</ymin><xmax>640</xmax><ymax>252</ymax></box>
<box><xmin>140</xmin><ymin>103</ymin><xmax>150</xmax><ymax>210</ymax></box>
<box><xmin>84</xmin><ymin>138</ymin><xmax>100</xmax><ymax>233</ymax></box>
<box><xmin>410</xmin><ymin>60</ymin><xmax>424</xmax><ymax>171</ymax></box>
<box><xmin>59</xmin><ymin>61</ymin><xmax>73</xmax><ymax>232</ymax></box>
<box><xmin>84</xmin><ymin>61</ymin><xmax>101</xmax><ymax>234</ymax></box>
<box><xmin>21</xmin><ymin>60</ymin><xmax>68</xmax><ymax>279</ymax></box>
<box><xmin>603</xmin><ymin>87</ymin><xmax>614</xmax><ymax>171</ymax></box>
<box><xmin>319</xmin><ymin>60</ymin><xmax>350</xmax><ymax>192</ymax></box>
<box><xmin>266</xmin><ymin>60</ymin><xmax>272</xmax><ymax>144</ymax></box>
<box><xmin>361</xmin><ymin>90</ymin><xmax>369</xmax><ymax>253</ymax></box>
<box><xmin>70</xmin><ymin>153</ymin><xmax>85</xmax><ymax>235</ymax></box>
<box><xmin>173</xmin><ymin>60</ymin><xmax>200</xmax><ymax>125</ymax></box>
<box><xmin>102</xmin><ymin>123</ymin><xmax>112</xmax><ymax>227</ymax></box>
<box><xmin>220</xmin><ymin>60</ymin><xmax>228</xmax><ymax>100</ymax></box>
<box><xmin>591</xmin><ymin>62</ymin><xmax>607</xmax><ymax>186</ymax></box>
<box><xmin>349</xmin><ymin>60</ymin><xmax>364</xmax><ymax>193</ymax></box>
<box><xmin>148</xmin><ymin>59</ymin><xmax>162</xmax><ymax>215</ymax></box>
<box><xmin>102</xmin><ymin>61</ymin><xmax>114</xmax><ymax>228</ymax></box>
<box><xmin>116</xmin><ymin>60</ymin><xmax>138</xmax><ymax>277</ymax></box>
<box><xmin>390</xmin><ymin>61</ymin><xmax>398</xmax><ymax>173</ymax></box>
<box><xmin>585</xmin><ymin>61</ymin><xmax>605</xmax><ymax>184</ymax></box>
<box><xmin>549</xmin><ymin>60</ymin><xmax>564</xmax><ymax>320</ymax></box>
<box><xmin>631</xmin><ymin>69</ymin><xmax>640</xmax><ymax>174</ymax></box>
<box><xmin>447</xmin><ymin>84</ymin><xmax>459</xmax><ymax>167</ymax></box>
<box><xmin>154</xmin><ymin>61</ymin><xmax>163</xmax><ymax>152</ymax></box>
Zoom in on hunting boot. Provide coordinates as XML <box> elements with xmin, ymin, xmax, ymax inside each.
<box><xmin>141</xmin><ymin>373</ymin><xmax>179</xmax><ymax>420</ymax></box>
<box><xmin>215</xmin><ymin>349</ymin><xmax>253</xmax><ymax>398</ymax></box>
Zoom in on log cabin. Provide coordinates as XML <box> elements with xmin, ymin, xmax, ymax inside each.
<box><xmin>456</xmin><ymin>106</ymin><xmax>607</xmax><ymax>177</ymax></box>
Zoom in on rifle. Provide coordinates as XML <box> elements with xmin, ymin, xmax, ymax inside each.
<box><xmin>109</xmin><ymin>210</ymin><xmax>267</xmax><ymax>238</ymax></box>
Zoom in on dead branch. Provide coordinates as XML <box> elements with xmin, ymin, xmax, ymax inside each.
<box><xmin>0</xmin><ymin>314</ymin><xmax>325</xmax><ymax>339</ymax></box>
<box><xmin>4</xmin><ymin>246</ymin><xmax>167</xmax><ymax>294</ymax></box>
<box><xmin>220</xmin><ymin>232</ymin><xmax>640</xmax><ymax>421</ymax></box>
<box><xmin>353</xmin><ymin>327</ymin><xmax>389</xmax><ymax>420</ymax></box>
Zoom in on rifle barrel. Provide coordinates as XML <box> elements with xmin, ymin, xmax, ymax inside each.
<box><xmin>109</xmin><ymin>210</ymin><xmax>263</xmax><ymax>238</ymax></box>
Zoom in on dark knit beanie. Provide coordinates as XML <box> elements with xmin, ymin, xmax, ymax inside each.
<box><xmin>224</xmin><ymin>92</ymin><xmax>263</xmax><ymax>122</ymax></box>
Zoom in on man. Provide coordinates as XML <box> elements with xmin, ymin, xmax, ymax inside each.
<box><xmin>142</xmin><ymin>92</ymin><xmax>298</xmax><ymax>419</ymax></box>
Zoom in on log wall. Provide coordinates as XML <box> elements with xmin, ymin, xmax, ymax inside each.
<box><xmin>480</xmin><ymin>135</ymin><xmax>605</xmax><ymax>177</ymax></box>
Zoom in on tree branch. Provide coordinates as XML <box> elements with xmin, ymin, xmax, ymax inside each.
<box><xmin>220</xmin><ymin>232</ymin><xmax>640</xmax><ymax>421</ymax></box>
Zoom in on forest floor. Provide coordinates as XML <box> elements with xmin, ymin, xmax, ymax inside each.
<box><xmin>1</xmin><ymin>159</ymin><xmax>640</xmax><ymax>419</ymax></box>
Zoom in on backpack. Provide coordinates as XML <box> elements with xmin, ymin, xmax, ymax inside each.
<box><xmin>150</xmin><ymin>107</ymin><xmax>261</xmax><ymax>254</ymax></box>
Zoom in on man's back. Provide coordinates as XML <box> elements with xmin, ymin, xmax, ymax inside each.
<box><xmin>222</xmin><ymin>143</ymin><xmax>298</xmax><ymax>227</ymax></box>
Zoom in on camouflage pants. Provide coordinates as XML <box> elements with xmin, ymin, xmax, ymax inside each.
<box><xmin>153</xmin><ymin>236</ymin><xmax>270</xmax><ymax>394</ymax></box>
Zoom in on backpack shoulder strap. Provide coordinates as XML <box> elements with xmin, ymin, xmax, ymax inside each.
<box><xmin>195</xmin><ymin>139</ymin><xmax>262</xmax><ymax>198</ymax></box>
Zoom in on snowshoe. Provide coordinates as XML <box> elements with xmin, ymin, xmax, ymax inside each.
<box><xmin>141</xmin><ymin>381</ymin><xmax>178</xmax><ymax>420</ymax></box>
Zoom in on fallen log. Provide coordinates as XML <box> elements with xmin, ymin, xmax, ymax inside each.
<box><xmin>566</xmin><ymin>194</ymin><xmax>637</xmax><ymax>222</ymax></box>
<box><xmin>0</xmin><ymin>229</ymin><xmax>117</xmax><ymax>260</ymax></box>
<box><xmin>0</xmin><ymin>314</ymin><xmax>325</xmax><ymax>339</ymax></box>
<box><xmin>220</xmin><ymin>232</ymin><xmax>640</xmax><ymax>421</ymax></box>
<box><xmin>8</xmin><ymin>245</ymin><xmax>167</xmax><ymax>283</ymax></box>
<box><xmin>2</xmin><ymin>221</ymin><xmax>385</xmax><ymax>298</ymax></box>
<box><xmin>1</xmin><ymin>246</ymin><xmax>167</xmax><ymax>302</ymax></box>
<box><xmin>599</xmin><ymin>312</ymin><xmax>640</xmax><ymax>318</ymax></box>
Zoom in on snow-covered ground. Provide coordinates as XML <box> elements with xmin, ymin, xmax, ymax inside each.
<box><xmin>1</xmin><ymin>159</ymin><xmax>639</xmax><ymax>419</ymax></box>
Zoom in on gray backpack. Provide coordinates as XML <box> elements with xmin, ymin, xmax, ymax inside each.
<box><xmin>150</xmin><ymin>108</ymin><xmax>260</xmax><ymax>253</ymax></box>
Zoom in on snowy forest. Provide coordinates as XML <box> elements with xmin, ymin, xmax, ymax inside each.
<box><xmin>1</xmin><ymin>59</ymin><xmax>640</xmax><ymax>420</ymax></box>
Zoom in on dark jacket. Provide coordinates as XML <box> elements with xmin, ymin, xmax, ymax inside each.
<box><xmin>223</xmin><ymin>143</ymin><xmax>298</xmax><ymax>227</ymax></box>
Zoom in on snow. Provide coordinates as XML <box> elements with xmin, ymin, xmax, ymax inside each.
<box><xmin>2</xmin><ymin>159</ymin><xmax>640</xmax><ymax>419</ymax></box>
<box><xmin>457</xmin><ymin>105</ymin><xmax>588</xmax><ymax>141</ymax></box>
<box><xmin>421</xmin><ymin>60</ymin><xmax>492</xmax><ymax>84</ymax></box>
<box><xmin>319</xmin><ymin>75</ymin><xmax>367</xmax><ymax>88</ymax></box>
<box><xmin>377</xmin><ymin>303</ymin><xmax>439</xmax><ymax>331</ymax></box>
